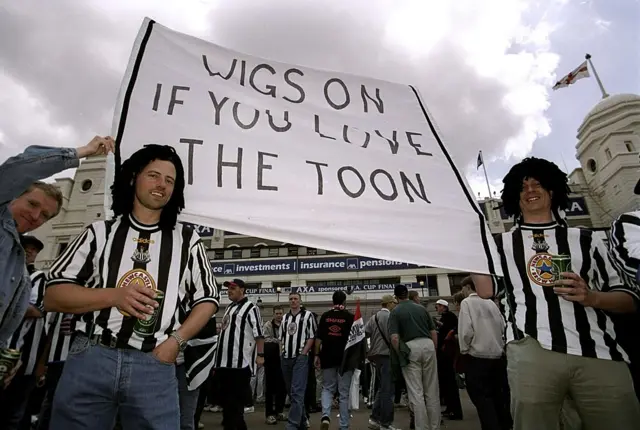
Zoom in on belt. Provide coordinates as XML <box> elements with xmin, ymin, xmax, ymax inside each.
<box><xmin>89</xmin><ymin>333</ymin><xmax>135</xmax><ymax>350</ymax></box>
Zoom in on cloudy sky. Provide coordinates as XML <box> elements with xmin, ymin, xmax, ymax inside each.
<box><xmin>0</xmin><ymin>0</ymin><xmax>637</xmax><ymax>199</ymax></box>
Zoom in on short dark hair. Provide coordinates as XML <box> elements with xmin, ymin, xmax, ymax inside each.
<box><xmin>273</xmin><ymin>305</ymin><xmax>283</xmax><ymax>313</ymax></box>
<box><xmin>332</xmin><ymin>290</ymin><xmax>347</xmax><ymax>305</ymax></box>
<box><xmin>111</xmin><ymin>145</ymin><xmax>186</xmax><ymax>230</ymax></box>
<box><xmin>408</xmin><ymin>291</ymin><xmax>419</xmax><ymax>300</ymax></box>
<box><xmin>289</xmin><ymin>292</ymin><xmax>301</xmax><ymax>299</ymax></box>
<box><xmin>501</xmin><ymin>157</ymin><xmax>570</xmax><ymax>222</ymax></box>
<box><xmin>461</xmin><ymin>276</ymin><xmax>475</xmax><ymax>291</ymax></box>
<box><xmin>394</xmin><ymin>284</ymin><xmax>408</xmax><ymax>300</ymax></box>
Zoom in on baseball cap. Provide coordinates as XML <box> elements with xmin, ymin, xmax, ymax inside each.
<box><xmin>381</xmin><ymin>295</ymin><xmax>395</xmax><ymax>305</ymax></box>
<box><xmin>222</xmin><ymin>279</ymin><xmax>246</xmax><ymax>289</ymax></box>
<box><xmin>436</xmin><ymin>299</ymin><xmax>449</xmax><ymax>307</ymax></box>
<box><xmin>394</xmin><ymin>284</ymin><xmax>408</xmax><ymax>297</ymax></box>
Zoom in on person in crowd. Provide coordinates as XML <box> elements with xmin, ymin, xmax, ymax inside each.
<box><xmin>0</xmin><ymin>136</ymin><xmax>114</xmax><ymax>389</ymax></box>
<box><xmin>435</xmin><ymin>299</ymin><xmax>463</xmax><ymax>420</ymax></box>
<box><xmin>281</xmin><ymin>293</ymin><xmax>316</xmax><ymax>430</ymax></box>
<box><xmin>451</xmin><ymin>292</ymin><xmax>468</xmax><ymax>312</ymax></box>
<box><xmin>213</xmin><ymin>279</ymin><xmax>264</xmax><ymax>430</ymax></box>
<box><xmin>389</xmin><ymin>284</ymin><xmax>440</xmax><ymax>430</ymax></box>
<box><xmin>472</xmin><ymin>157</ymin><xmax>640</xmax><ymax>430</ymax></box>
<box><xmin>20</xmin><ymin>235</ymin><xmax>44</xmax><ymax>275</ymax></box>
<box><xmin>365</xmin><ymin>294</ymin><xmax>399</xmax><ymax>430</ymax></box>
<box><xmin>314</xmin><ymin>291</ymin><xmax>355</xmax><ymax>430</ymax></box>
<box><xmin>263</xmin><ymin>305</ymin><xmax>286</xmax><ymax>425</ymax></box>
<box><xmin>0</xmin><ymin>270</ymin><xmax>47</xmax><ymax>429</ymax></box>
<box><xmin>304</xmin><ymin>309</ymin><xmax>320</xmax><ymax>416</ymax></box>
<box><xmin>252</xmin><ymin>357</ymin><xmax>266</xmax><ymax>404</ymax></box>
<box><xmin>36</xmin><ymin>311</ymin><xmax>75</xmax><ymax>430</ymax></box>
<box><xmin>458</xmin><ymin>276</ymin><xmax>512</xmax><ymax>430</ymax></box>
<box><xmin>607</xmin><ymin>180</ymin><xmax>640</xmax><ymax>402</ymax></box>
<box><xmin>178</xmin><ymin>315</ymin><xmax>218</xmax><ymax>430</ymax></box>
<box><xmin>450</xmin><ymin>292</ymin><xmax>468</xmax><ymax>391</ymax></box>
<box><xmin>409</xmin><ymin>290</ymin><xmax>421</xmax><ymax>305</ymax></box>
<box><xmin>44</xmin><ymin>144</ymin><xmax>219</xmax><ymax>429</ymax></box>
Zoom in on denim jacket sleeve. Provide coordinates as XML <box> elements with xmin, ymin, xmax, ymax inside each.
<box><xmin>0</xmin><ymin>145</ymin><xmax>79</xmax><ymax>204</ymax></box>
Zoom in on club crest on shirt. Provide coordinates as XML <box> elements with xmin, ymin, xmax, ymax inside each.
<box><xmin>116</xmin><ymin>269</ymin><xmax>157</xmax><ymax>316</ymax></box>
<box><xmin>527</xmin><ymin>253</ymin><xmax>555</xmax><ymax>287</ymax></box>
<box><xmin>287</xmin><ymin>322</ymin><xmax>298</xmax><ymax>336</ymax></box>
<box><xmin>531</xmin><ymin>232</ymin><xmax>550</xmax><ymax>253</ymax></box>
<box><xmin>221</xmin><ymin>314</ymin><xmax>230</xmax><ymax>332</ymax></box>
<box><xmin>131</xmin><ymin>247</ymin><xmax>151</xmax><ymax>264</ymax></box>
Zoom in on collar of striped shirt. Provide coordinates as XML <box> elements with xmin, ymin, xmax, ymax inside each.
<box><xmin>230</xmin><ymin>297</ymin><xmax>249</xmax><ymax>307</ymax></box>
<box><xmin>127</xmin><ymin>214</ymin><xmax>161</xmax><ymax>232</ymax></box>
<box><xmin>515</xmin><ymin>220</ymin><xmax>560</xmax><ymax>230</ymax></box>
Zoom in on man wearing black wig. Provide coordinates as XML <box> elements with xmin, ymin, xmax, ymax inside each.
<box><xmin>472</xmin><ymin>157</ymin><xmax>640</xmax><ymax>430</ymax></box>
<box><xmin>44</xmin><ymin>144</ymin><xmax>219</xmax><ymax>429</ymax></box>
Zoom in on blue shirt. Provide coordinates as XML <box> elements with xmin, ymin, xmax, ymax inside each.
<box><xmin>0</xmin><ymin>145</ymin><xmax>79</xmax><ymax>347</ymax></box>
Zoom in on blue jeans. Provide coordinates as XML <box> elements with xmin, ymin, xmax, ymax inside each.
<box><xmin>370</xmin><ymin>356</ymin><xmax>395</xmax><ymax>427</ymax></box>
<box><xmin>321</xmin><ymin>367</ymin><xmax>353</xmax><ymax>429</ymax></box>
<box><xmin>282</xmin><ymin>355</ymin><xmax>309</xmax><ymax>430</ymax></box>
<box><xmin>50</xmin><ymin>335</ymin><xmax>180</xmax><ymax>430</ymax></box>
<box><xmin>177</xmin><ymin>364</ymin><xmax>200</xmax><ymax>430</ymax></box>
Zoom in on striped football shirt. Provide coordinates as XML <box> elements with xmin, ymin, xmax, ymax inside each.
<box><xmin>46</xmin><ymin>215</ymin><xmax>219</xmax><ymax>352</ymax></box>
<box><xmin>495</xmin><ymin>220</ymin><xmax>638</xmax><ymax>361</ymax></box>
<box><xmin>214</xmin><ymin>297</ymin><xmax>263</xmax><ymax>369</ymax></box>
<box><xmin>281</xmin><ymin>309</ymin><xmax>316</xmax><ymax>359</ymax></box>
<box><xmin>7</xmin><ymin>271</ymin><xmax>47</xmax><ymax>375</ymax></box>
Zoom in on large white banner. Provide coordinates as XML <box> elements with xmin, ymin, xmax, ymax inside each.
<box><xmin>108</xmin><ymin>17</ymin><xmax>502</xmax><ymax>276</ymax></box>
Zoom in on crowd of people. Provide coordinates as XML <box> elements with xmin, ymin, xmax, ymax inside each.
<box><xmin>0</xmin><ymin>136</ymin><xmax>640</xmax><ymax>430</ymax></box>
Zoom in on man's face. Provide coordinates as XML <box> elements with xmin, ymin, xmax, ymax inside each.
<box><xmin>24</xmin><ymin>244</ymin><xmax>40</xmax><ymax>264</ymax></box>
<box><xmin>226</xmin><ymin>284</ymin><xmax>244</xmax><ymax>302</ymax></box>
<box><xmin>519</xmin><ymin>177</ymin><xmax>552</xmax><ymax>219</ymax></box>
<box><xmin>436</xmin><ymin>304</ymin><xmax>446</xmax><ymax>314</ymax></box>
<box><xmin>274</xmin><ymin>309</ymin><xmax>283</xmax><ymax>323</ymax></box>
<box><xmin>9</xmin><ymin>188</ymin><xmax>59</xmax><ymax>233</ymax></box>
<box><xmin>134</xmin><ymin>159</ymin><xmax>176</xmax><ymax>212</ymax></box>
<box><xmin>289</xmin><ymin>294</ymin><xmax>300</xmax><ymax>310</ymax></box>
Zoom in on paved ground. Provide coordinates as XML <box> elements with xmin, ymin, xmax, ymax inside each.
<box><xmin>200</xmin><ymin>390</ymin><xmax>481</xmax><ymax>429</ymax></box>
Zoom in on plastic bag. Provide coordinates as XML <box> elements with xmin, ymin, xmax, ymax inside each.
<box><xmin>349</xmin><ymin>369</ymin><xmax>361</xmax><ymax>410</ymax></box>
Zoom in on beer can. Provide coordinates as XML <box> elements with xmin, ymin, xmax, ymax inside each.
<box><xmin>0</xmin><ymin>348</ymin><xmax>21</xmax><ymax>380</ymax></box>
<box><xmin>551</xmin><ymin>254</ymin><xmax>572</xmax><ymax>282</ymax></box>
<box><xmin>133</xmin><ymin>290</ymin><xmax>165</xmax><ymax>337</ymax></box>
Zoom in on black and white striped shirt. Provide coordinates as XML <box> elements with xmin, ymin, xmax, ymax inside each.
<box><xmin>609</xmin><ymin>211</ymin><xmax>640</xmax><ymax>289</ymax></box>
<box><xmin>184</xmin><ymin>316</ymin><xmax>217</xmax><ymax>390</ymax></box>
<box><xmin>214</xmin><ymin>297</ymin><xmax>263</xmax><ymax>369</ymax></box>
<box><xmin>7</xmin><ymin>271</ymin><xmax>47</xmax><ymax>375</ymax></box>
<box><xmin>495</xmin><ymin>221</ymin><xmax>638</xmax><ymax>361</ymax></box>
<box><xmin>45</xmin><ymin>312</ymin><xmax>75</xmax><ymax>363</ymax></box>
<box><xmin>281</xmin><ymin>309</ymin><xmax>316</xmax><ymax>359</ymax></box>
<box><xmin>46</xmin><ymin>215</ymin><xmax>219</xmax><ymax>352</ymax></box>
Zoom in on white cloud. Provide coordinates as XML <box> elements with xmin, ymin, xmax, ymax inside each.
<box><xmin>0</xmin><ymin>0</ymin><xmax>573</xmax><ymax>183</ymax></box>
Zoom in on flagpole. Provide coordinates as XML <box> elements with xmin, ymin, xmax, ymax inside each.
<box><xmin>480</xmin><ymin>151</ymin><xmax>492</xmax><ymax>199</ymax></box>
<box><xmin>585</xmin><ymin>53</ymin><xmax>609</xmax><ymax>99</ymax></box>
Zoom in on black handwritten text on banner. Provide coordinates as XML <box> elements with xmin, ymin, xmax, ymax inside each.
<box><xmin>109</xmin><ymin>18</ymin><xmax>501</xmax><ymax>276</ymax></box>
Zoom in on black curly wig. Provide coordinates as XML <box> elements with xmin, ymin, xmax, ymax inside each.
<box><xmin>501</xmin><ymin>157</ymin><xmax>570</xmax><ymax>221</ymax></box>
<box><xmin>111</xmin><ymin>145</ymin><xmax>185</xmax><ymax>230</ymax></box>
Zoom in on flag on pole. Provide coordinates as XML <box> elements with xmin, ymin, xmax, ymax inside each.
<box><xmin>340</xmin><ymin>299</ymin><xmax>366</xmax><ymax>375</ymax></box>
<box><xmin>477</xmin><ymin>151</ymin><xmax>483</xmax><ymax>170</ymax></box>
<box><xmin>553</xmin><ymin>61</ymin><xmax>590</xmax><ymax>91</ymax></box>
